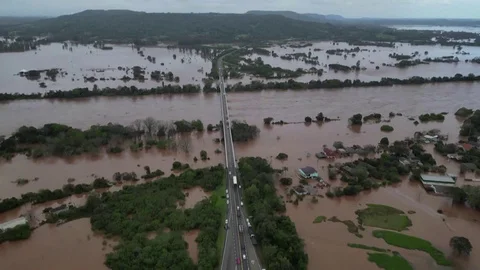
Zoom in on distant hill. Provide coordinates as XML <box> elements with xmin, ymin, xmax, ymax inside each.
<box><xmin>5</xmin><ymin>9</ymin><xmax>387</xmax><ymax>44</ymax></box>
<box><xmin>0</xmin><ymin>16</ymin><xmax>47</xmax><ymax>26</ymax></box>
<box><xmin>4</xmin><ymin>9</ymin><xmax>467</xmax><ymax>46</ymax></box>
<box><xmin>246</xmin><ymin>10</ymin><xmax>345</xmax><ymax>23</ymax></box>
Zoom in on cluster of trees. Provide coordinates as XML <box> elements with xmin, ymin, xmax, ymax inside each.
<box><xmin>349</xmin><ymin>114</ymin><xmax>363</xmax><ymax>125</ymax></box>
<box><xmin>238</xmin><ymin>157</ymin><xmax>308</xmax><ymax>269</ymax></box>
<box><xmin>0</xmin><ymin>179</ymin><xmax>111</xmax><ymax>214</ymax></box>
<box><xmin>418</xmin><ymin>113</ymin><xmax>446</xmax><ymax>122</ymax></box>
<box><xmin>230</xmin><ymin>121</ymin><xmax>259</xmax><ymax>142</ymax></box>
<box><xmin>172</xmin><ymin>161</ymin><xmax>190</xmax><ymax>171</ymax></box>
<box><xmin>0</xmin><ymin>123</ymin><xmax>135</xmax><ymax>159</ymax></box>
<box><xmin>380</xmin><ymin>125</ymin><xmax>394</xmax><ymax>132</ymax></box>
<box><xmin>455</xmin><ymin>107</ymin><xmax>474</xmax><ymax>118</ymax></box>
<box><xmin>0</xmin><ymin>40</ymin><xmax>39</xmax><ymax>53</ymax></box>
<box><xmin>0</xmin><ymin>85</ymin><xmax>205</xmax><ymax>102</ymax></box>
<box><xmin>224</xmin><ymin>73</ymin><xmax>480</xmax><ymax>93</ymax></box>
<box><xmin>460</xmin><ymin>110</ymin><xmax>480</xmax><ymax>137</ymax></box>
<box><xmin>363</xmin><ymin>113</ymin><xmax>382</xmax><ymax>122</ymax></box>
<box><xmin>328</xmin><ymin>139</ymin><xmax>440</xmax><ymax>197</ymax></box>
<box><xmin>328</xmin><ymin>64</ymin><xmax>352</xmax><ymax>72</ymax></box>
<box><xmin>0</xmin><ymin>118</ymin><xmax>206</xmax><ymax>159</ymax></box>
<box><xmin>48</xmin><ymin>165</ymin><xmax>224</xmax><ymax>269</ymax></box>
<box><xmin>0</xmin><ymin>224</ymin><xmax>32</xmax><ymax>244</ymax></box>
<box><xmin>276</xmin><ymin>152</ymin><xmax>289</xmax><ymax>160</ymax></box>
<box><xmin>449</xmin><ymin>185</ymin><xmax>480</xmax><ymax>210</ymax></box>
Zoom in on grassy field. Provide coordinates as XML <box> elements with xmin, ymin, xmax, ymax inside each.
<box><xmin>348</xmin><ymin>243</ymin><xmax>387</xmax><ymax>253</ymax></box>
<box><xmin>373</xmin><ymin>230</ymin><xmax>452</xmax><ymax>266</ymax></box>
<box><xmin>313</xmin><ymin>216</ymin><xmax>327</xmax><ymax>223</ymax></box>
<box><xmin>368</xmin><ymin>252</ymin><xmax>414</xmax><ymax>270</ymax></box>
<box><xmin>356</xmin><ymin>204</ymin><xmax>412</xmax><ymax>231</ymax></box>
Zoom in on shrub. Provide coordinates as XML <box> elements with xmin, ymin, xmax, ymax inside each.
<box><xmin>380</xmin><ymin>137</ymin><xmax>389</xmax><ymax>146</ymax></box>
<box><xmin>200</xmin><ymin>150</ymin><xmax>208</xmax><ymax>161</ymax></box>
<box><xmin>276</xmin><ymin>152</ymin><xmax>288</xmax><ymax>160</ymax></box>
<box><xmin>380</xmin><ymin>125</ymin><xmax>394</xmax><ymax>132</ymax></box>
<box><xmin>280</xmin><ymin>177</ymin><xmax>293</xmax><ymax>185</ymax></box>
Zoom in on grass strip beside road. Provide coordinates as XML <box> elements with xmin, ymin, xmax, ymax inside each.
<box><xmin>367</xmin><ymin>252</ymin><xmax>414</xmax><ymax>270</ymax></box>
<box><xmin>373</xmin><ymin>230</ymin><xmax>452</xmax><ymax>266</ymax></box>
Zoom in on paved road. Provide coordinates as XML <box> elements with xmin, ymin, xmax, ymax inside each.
<box><xmin>218</xmin><ymin>58</ymin><xmax>263</xmax><ymax>270</ymax></box>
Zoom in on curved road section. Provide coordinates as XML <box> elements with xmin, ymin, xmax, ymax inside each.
<box><xmin>218</xmin><ymin>59</ymin><xmax>263</xmax><ymax>270</ymax></box>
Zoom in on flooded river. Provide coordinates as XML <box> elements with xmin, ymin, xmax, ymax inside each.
<box><xmin>0</xmin><ymin>43</ymin><xmax>212</xmax><ymax>94</ymax></box>
<box><xmin>238</xmin><ymin>41</ymin><xmax>480</xmax><ymax>84</ymax></box>
<box><xmin>1</xmin><ymin>41</ymin><xmax>480</xmax><ymax>95</ymax></box>
<box><xmin>2</xmin><ymin>50</ymin><xmax>480</xmax><ymax>269</ymax></box>
<box><xmin>0</xmin><ymin>218</ymin><xmax>113</xmax><ymax>270</ymax></box>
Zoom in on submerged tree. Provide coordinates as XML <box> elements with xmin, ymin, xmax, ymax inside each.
<box><xmin>450</xmin><ymin>236</ymin><xmax>472</xmax><ymax>256</ymax></box>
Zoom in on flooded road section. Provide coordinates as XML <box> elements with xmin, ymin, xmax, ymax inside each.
<box><xmin>0</xmin><ymin>218</ymin><xmax>113</xmax><ymax>270</ymax></box>
<box><xmin>0</xmin><ymin>43</ymin><xmax>212</xmax><ymax>94</ymax></box>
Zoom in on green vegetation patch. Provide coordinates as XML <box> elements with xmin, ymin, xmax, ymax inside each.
<box><xmin>313</xmin><ymin>216</ymin><xmax>327</xmax><ymax>223</ymax></box>
<box><xmin>373</xmin><ymin>230</ymin><xmax>452</xmax><ymax>266</ymax></box>
<box><xmin>347</xmin><ymin>243</ymin><xmax>387</xmax><ymax>253</ymax></box>
<box><xmin>47</xmin><ymin>165</ymin><xmax>225</xmax><ymax>269</ymax></box>
<box><xmin>380</xmin><ymin>125</ymin><xmax>394</xmax><ymax>132</ymax></box>
<box><xmin>367</xmin><ymin>252</ymin><xmax>413</xmax><ymax>270</ymax></box>
<box><xmin>356</xmin><ymin>204</ymin><xmax>412</xmax><ymax>231</ymax></box>
<box><xmin>0</xmin><ymin>224</ymin><xmax>32</xmax><ymax>243</ymax></box>
<box><xmin>239</xmin><ymin>157</ymin><xmax>308</xmax><ymax>270</ymax></box>
<box><xmin>328</xmin><ymin>216</ymin><xmax>362</xmax><ymax>237</ymax></box>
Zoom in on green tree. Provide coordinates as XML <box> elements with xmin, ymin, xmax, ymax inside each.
<box><xmin>200</xmin><ymin>150</ymin><xmax>208</xmax><ymax>161</ymax></box>
<box><xmin>450</xmin><ymin>236</ymin><xmax>472</xmax><ymax>256</ymax></box>
<box><xmin>380</xmin><ymin>137</ymin><xmax>389</xmax><ymax>146</ymax></box>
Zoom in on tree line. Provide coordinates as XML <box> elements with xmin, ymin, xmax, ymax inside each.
<box><xmin>46</xmin><ymin>165</ymin><xmax>225</xmax><ymax>269</ymax></box>
<box><xmin>0</xmin><ymin>118</ymin><xmax>206</xmax><ymax>159</ymax></box>
<box><xmin>0</xmin><ymin>84</ymin><xmax>211</xmax><ymax>102</ymax></box>
<box><xmin>238</xmin><ymin>157</ymin><xmax>308</xmax><ymax>269</ymax></box>
<box><xmin>3</xmin><ymin>73</ymin><xmax>480</xmax><ymax>103</ymax></box>
<box><xmin>0</xmin><ymin>178</ymin><xmax>111</xmax><ymax>214</ymax></box>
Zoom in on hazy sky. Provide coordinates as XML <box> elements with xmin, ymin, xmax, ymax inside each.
<box><xmin>1</xmin><ymin>0</ymin><xmax>479</xmax><ymax>18</ymax></box>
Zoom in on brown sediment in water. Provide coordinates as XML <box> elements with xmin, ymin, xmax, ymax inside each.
<box><xmin>182</xmin><ymin>187</ymin><xmax>211</xmax><ymax>209</ymax></box>
<box><xmin>0</xmin><ymin>218</ymin><xmax>115</xmax><ymax>270</ymax></box>
<box><xmin>183</xmin><ymin>230</ymin><xmax>200</xmax><ymax>264</ymax></box>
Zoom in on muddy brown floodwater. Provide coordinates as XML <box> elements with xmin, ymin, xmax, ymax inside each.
<box><xmin>0</xmin><ymin>43</ymin><xmax>212</xmax><ymax>94</ymax></box>
<box><xmin>183</xmin><ymin>230</ymin><xmax>200</xmax><ymax>264</ymax></box>
<box><xmin>1</xmin><ymin>80</ymin><xmax>480</xmax><ymax>269</ymax></box>
<box><xmin>0</xmin><ymin>218</ymin><xmax>114</xmax><ymax>270</ymax></box>
<box><xmin>182</xmin><ymin>187</ymin><xmax>211</xmax><ymax>209</ymax></box>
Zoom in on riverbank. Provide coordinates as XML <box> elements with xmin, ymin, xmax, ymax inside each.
<box><xmin>1</xmin><ymin>74</ymin><xmax>480</xmax><ymax>102</ymax></box>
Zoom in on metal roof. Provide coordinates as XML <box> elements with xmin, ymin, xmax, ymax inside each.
<box><xmin>300</xmin><ymin>166</ymin><xmax>317</xmax><ymax>175</ymax></box>
<box><xmin>0</xmin><ymin>217</ymin><xmax>28</xmax><ymax>230</ymax></box>
<box><xmin>420</xmin><ymin>174</ymin><xmax>455</xmax><ymax>184</ymax></box>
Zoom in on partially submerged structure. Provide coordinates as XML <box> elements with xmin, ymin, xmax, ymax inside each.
<box><xmin>420</xmin><ymin>174</ymin><xmax>457</xmax><ymax>194</ymax></box>
<box><xmin>0</xmin><ymin>217</ymin><xmax>28</xmax><ymax>231</ymax></box>
<box><xmin>298</xmin><ymin>166</ymin><xmax>319</xmax><ymax>179</ymax></box>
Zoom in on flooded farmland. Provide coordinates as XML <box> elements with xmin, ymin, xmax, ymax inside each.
<box><xmin>2</xmin><ymin>41</ymin><xmax>480</xmax><ymax>270</ymax></box>
<box><xmin>0</xmin><ymin>43</ymin><xmax>212</xmax><ymax>94</ymax></box>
